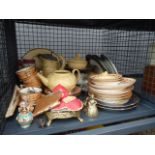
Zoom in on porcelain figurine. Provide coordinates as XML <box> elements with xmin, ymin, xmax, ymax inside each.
<box><xmin>16</xmin><ymin>101</ymin><xmax>33</xmax><ymax>129</ymax></box>
<box><xmin>16</xmin><ymin>111</ymin><xmax>33</xmax><ymax>129</ymax></box>
<box><xmin>85</xmin><ymin>94</ymin><xmax>98</xmax><ymax>118</ymax></box>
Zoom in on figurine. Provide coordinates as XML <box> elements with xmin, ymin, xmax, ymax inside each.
<box><xmin>16</xmin><ymin>100</ymin><xmax>33</xmax><ymax>129</ymax></box>
<box><xmin>85</xmin><ymin>94</ymin><xmax>99</xmax><ymax>118</ymax></box>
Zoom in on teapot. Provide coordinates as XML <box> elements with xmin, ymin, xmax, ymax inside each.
<box><xmin>34</xmin><ymin>52</ymin><xmax>66</xmax><ymax>76</ymax></box>
<box><xmin>37</xmin><ymin>69</ymin><xmax>80</xmax><ymax>92</ymax></box>
<box><xmin>67</xmin><ymin>53</ymin><xmax>87</xmax><ymax>70</ymax></box>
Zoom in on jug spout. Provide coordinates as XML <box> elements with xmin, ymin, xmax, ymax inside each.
<box><xmin>37</xmin><ymin>73</ymin><xmax>49</xmax><ymax>88</ymax></box>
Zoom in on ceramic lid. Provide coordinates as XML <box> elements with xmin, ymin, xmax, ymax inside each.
<box><xmin>69</xmin><ymin>53</ymin><xmax>86</xmax><ymax>63</ymax></box>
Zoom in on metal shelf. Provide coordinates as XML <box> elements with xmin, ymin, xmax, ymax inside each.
<box><xmin>70</xmin><ymin>116</ymin><xmax>155</xmax><ymax>135</ymax></box>
<box><xmin>3</xmin><ymin>78</ymin><xmax>155</xmax><ymax>135</ymax></box>
<box><xmin>3</xmin><ymin>97</ymin><xmax>155</xmax><ymax>135</ymax></box>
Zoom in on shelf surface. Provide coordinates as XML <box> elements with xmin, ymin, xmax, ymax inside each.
<box><xmin>3</xmin><ymin>78</ymin><xmax>155</xmax><ymax>135</ymax></box>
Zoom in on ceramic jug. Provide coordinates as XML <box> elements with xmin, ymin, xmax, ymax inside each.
<box><xmin>36</xmin><ymin>53</ymin><xmax>65</xmax><ymax>76</ymax></box>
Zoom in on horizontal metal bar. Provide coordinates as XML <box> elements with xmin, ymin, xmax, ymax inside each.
<box><xmin>70</xmin><ymin>116</ymin><xmax>155</xmax><ymax>135</ymax></box>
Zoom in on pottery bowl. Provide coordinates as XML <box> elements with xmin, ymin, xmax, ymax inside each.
<box><xmin>90</xmin><ymin>91</ymin><xmax>132</xmax><ymax>100</ymax></box>
<box><xmin>88</xmin><ymin>85</ymin><xmax>133</xmax><ymax>95</ymax></box>
<box><xmin>23</xmin><ymin>75</ymin><xmax>42</xmax><ymax>87</ymax></box>
<box><xmin>16</xmin><ymin>66</ymin><xmax>36</xmax><ymax>80</ymax></box>
<box><xmin>20</xmin><ymin>87</ymin><xmax>42</xmax><ymax>103</ymax></box>
<box><xmin>88</xmin><ymin>91</ymin><xmax>132</xmax><ymax>105</ymax></box>
<box><xmin>88</xmin><ymin>77</ymin><xmax>136</xmax><ymax>90</ymax></box>
<box><xmin>89</xmin><ymin>73</ymin><xmax>123</xmax><ymax>83</ymax></box>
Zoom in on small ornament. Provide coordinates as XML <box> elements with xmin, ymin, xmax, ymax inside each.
<box><xmin>18</xmin><ymin>100</ymin><xmax>34</xmax><ymax>113</ymax></box>
<box><xmin>16</xmin><ymin>100</ymin><xmax>33</xmax><ymax>129</ymax></box>
<box><xmin>85</xmin><ymin>94</ymin><xmax>99</xmax><ymax>118</ymax></box>
<box><xmin>16</xmin><ymin>111</ymin><xmax>33</xmax><ymax>129</ymax></box>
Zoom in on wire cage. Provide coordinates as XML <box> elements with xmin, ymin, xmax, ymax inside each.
<box><xmin>0</xmin><ymin>20</ymin><xmax>17</xmax><ymax>133</ymax></box>
<box><xmin>15</xmin><ymin>20</ymin><xmax>155</xmax><ymax>75</ymax></box>
<box><xmin>1</xmin><ymin>19</ymin><xmax>155</xmax><ymax>133</ymax></box>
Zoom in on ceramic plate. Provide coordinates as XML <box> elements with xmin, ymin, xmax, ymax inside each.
<box><xmin>92</xmin><ymin>55</ymin><xmax>110</xmax><ymax>72</ymax></box>
<box><xmin>86</xmin><ymin>55</ymin><xmax>106</xmax><ymax>74</ymax></box>
<box><xmin>96</xmin><ymin>94</ymin><xmax>139</xmax><ymax>108</ymax></box>
<box><xmin>97</xmin><ymin>105</ymin><xmax>137</xmax><ymax>111</ymax></box>
<box><xmin>101</xmin><ymin>54</ymin><xmax>118</xmax><ymax>74</ymax></box>
<box><xmin>23</xmin><ymin>48</ymin><xmax>52</xmax><ymax>59</ymax></box>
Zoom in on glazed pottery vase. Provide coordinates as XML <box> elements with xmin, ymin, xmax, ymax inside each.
<box><xmin>16</xmin><ymin>112</ymin><xmax>33</xmax><ymax>129</ymax></box>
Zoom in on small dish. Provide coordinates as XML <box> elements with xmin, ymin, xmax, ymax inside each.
<box><xmin>19</xmin><ymin>87</ymin><xmax>42</xmax><ymax>104</ymax></box>
<box><xmin>89</xmin><ymin>72</ymin><xmax>122</xmax><ymax>83</ymax></box>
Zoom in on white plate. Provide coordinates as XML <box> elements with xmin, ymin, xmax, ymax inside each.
<box><xmin>23</xmin><ymin>48</ymin><xmax>52</xmax><ymax>59</ymax></box>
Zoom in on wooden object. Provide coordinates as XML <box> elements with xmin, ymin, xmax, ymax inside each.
<box><xmin>5</xmin><ymin>85</ymin><xmax>20</xmax><ymax>118</ymax></box>
<box><xmin>33</xmin><ymin>92</ymin><xmax>62</xmax><ymax>117</ymax></box>
<box><xmin>143</xmin><ymin>65</ymin><xmax>155</xmax><ymax>95</ymax></box>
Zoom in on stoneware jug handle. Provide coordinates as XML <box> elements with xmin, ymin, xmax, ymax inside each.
<box><xmin>72</xmin><ymin>69</ymin><xmax>80</xmax><ymax>81</ymax></box>
<box><xmin>51</xmin><ymin>52</ymin><xmax>66</xmax><ymax>70</ymax></box>
<box><xmin>33</xmin><ymin>55</ymin><xmax>42</xmax><ymax>70</ymax></box>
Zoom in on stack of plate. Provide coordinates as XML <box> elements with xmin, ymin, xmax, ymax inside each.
<box><xmin>96</xmin><ymin>95</ymin><xmax>139</xmax><ymax>111</ymax></box>
<box><xmin>88</xmin><ymin>72</ymin><xmax>137</xmax><ymax>110</ymax></box>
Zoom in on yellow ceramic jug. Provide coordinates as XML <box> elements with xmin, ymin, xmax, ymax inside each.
<box><xmin>36</xmin><ymin>53</ymin><xmax>65</xmax><ymax>76</ymax></box>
